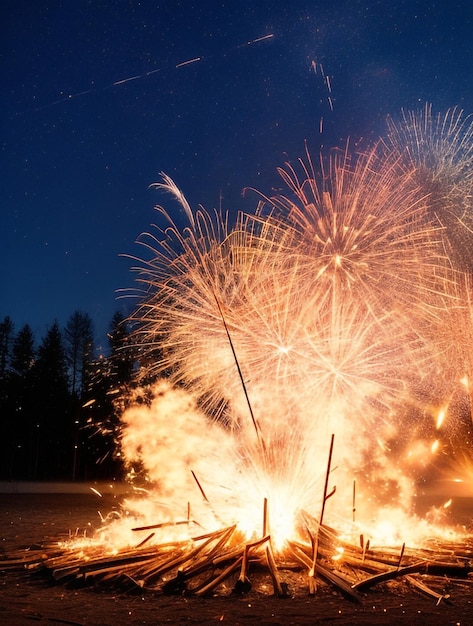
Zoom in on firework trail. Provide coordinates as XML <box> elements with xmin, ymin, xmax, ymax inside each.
<box><xmin>119</xmin><ymin>105</ymin><xmax>472</xmax><ymax>546</ymax></box>
<box><xmin>386</xmin><ymin>103</ymin><xmax>473</xmax><ymax>271</ymax></box>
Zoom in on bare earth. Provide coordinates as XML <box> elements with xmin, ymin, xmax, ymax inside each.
<box><xmin>0</xmin><ymin>493</ymin><xmax>472</xmax><ymax>625</ymax></box>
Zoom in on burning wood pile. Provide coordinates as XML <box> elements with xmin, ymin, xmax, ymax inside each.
<box><xmin>1</xmin><ymin>504</ymin><xmax>472</xmax><ymax>605</ymax></box>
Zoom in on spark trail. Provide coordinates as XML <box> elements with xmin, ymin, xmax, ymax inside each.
<box><xmin>28</xmin><ymin>33</ymin><xmax>274</xmax><ymax>113</ymax></box>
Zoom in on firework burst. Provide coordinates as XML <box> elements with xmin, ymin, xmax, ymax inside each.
<box><xmin>120</xmin><ymin>108</ymin><xmax>473</xmax><ymax>548</ymax></box>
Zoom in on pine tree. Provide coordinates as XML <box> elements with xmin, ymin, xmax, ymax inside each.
<box><xmin>83</xmin><ymin>312</ymin><xmax>136</xmax><ymax>480</ymax></box>
<box><xmin>64</xmin><ymin>311</ymin><xmax>95</xmax><ymax>480</ymax></box>
<box><xmin>0</xmin><ymin>316</ymin><xmax>14</xmax><ymax>380</ymax></box>
<box><xmin>0</xmin><ymin>316</ymin><xmax>15</xmax><ymax>443</ymax></box>
<box><xmin>10</xmin><ymin>324</ymin><xmax>35</xmax><ymax>375</ymax></box>
<box><xmin>0</xmin><ymin>324</ymin><xmax>36</xmax><ymax>479</ymax></box>
<box><xmin>32</xmin><ymin>321</ymin><xmax>72</xmax><ymax>480</ymax></box>
<box><xmin>108</xmin><ymin>311</ymin><xmax>135</xmax><ymax>385</ymax></box>
<box><xmin>64</xmin><ymin>310</ymin><xmax>94</xmax><ymax>397</ymax></box>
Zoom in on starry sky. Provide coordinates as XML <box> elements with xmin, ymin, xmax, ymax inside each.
<box><xmin>2</xmin><ymin>0</ymin><xmax>473</xmax><ymax>350</ymax></box>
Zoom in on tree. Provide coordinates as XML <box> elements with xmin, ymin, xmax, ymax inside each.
<box><xmin>63</xmin><ymin>311</ymin><xmax>95</xmax><ymax>480</ymax></box>
<box><xmin>0</xmin><ymin>316</ymin><xmax>15</xmax><ymax>440</ymax></box>
<box><xmin>32</xmin><ymin>321</ymin><xmax>72</xmax><ymax>479</ymax></box>
<box><xmin>82</xmin><ymin>312</ymin><xmax>136</xmax><ymax>480</ymax></box>
<box><xmin>0</xmin><ymin>324</ymin><xmax>36</xmax><ymax>479</ymax></box>
<box><xmin>0</xmin><ymin>315</ymin><xmax>14</xmax><ymax>379</ymax></box>
<box><xmin>108</xmin><ymin>311</ymin><xmax>135</xmax><ymax>385</ymax></box>
<box><xmin>64</xmin><ymin>310</ymin><xmax>94</xmax><ymax>397</ymax></box>
<box><xmin>10</xmin><ymin>324</ymin><xmax>35</xmax><ymax>376</ymax></box>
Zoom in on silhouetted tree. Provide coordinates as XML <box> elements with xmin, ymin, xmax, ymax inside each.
<box><xmin>10</xmin><ymin>324</ymin><xmax>35</xmax><ymax>376</ymax></box>
<box><xmin>108</xmin><ymin>311</ymin><xmax>135</xmax><ymax>385</ymax></box>
<box><xmin>64</xmin><ymin>310</ymin><xmax>94</xmax><ymax>397</ymax></box>
<box><xmin>0</xmin><ymin>316</ymin><xmax>15</xmax><ymax>456</ymax></box>
<box><xmin>32</xmin><ymin>321</ymin><xmax>72</xmax><ymax>480</ymax></box>
<box><xmin>63</xmin><ymin>311</ymin><xmax>95</xmax><ymax>480</ymax></box>
<box><xmin>0</xmin><ymin>324</ymin><xmax>36</xmax><ymax>479</ymax></box>
<box><xmin>83</xmin><ymin>312</ymin><xmax>136</xmax><ymax>480</ymax></box>
<box><xmin>0</xmin><ymin>315</ymin><xmax>14</xmax><ymax>380</ymax></box>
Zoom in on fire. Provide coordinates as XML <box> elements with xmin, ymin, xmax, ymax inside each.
<box><xmin>84</xmin><ymin>105</ymin><xmax>473</xmax><ymax>565</ymax></box>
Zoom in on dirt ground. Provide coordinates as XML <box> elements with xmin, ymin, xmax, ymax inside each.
<box><xmin>0</xmin><ymin>493</ymin><xmax>472</xmax><ymax>625</ymax></box>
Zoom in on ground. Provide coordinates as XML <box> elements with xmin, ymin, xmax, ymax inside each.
<box><xmin>0</xmin><ymin>493</ymin><xmax>472</xmax><ymax>625</ymax></box>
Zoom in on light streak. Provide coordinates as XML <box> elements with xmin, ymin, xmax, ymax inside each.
<box><xmin>28</xmin><ymin>33</ymin><xmax>274</xmax><ymax>113</ymax></box>
<box><xmin>113</xmin><ymin>75</ymin><xmax>141</xmax><ymax>86</ymax></box>
<box><xmin>175</xmin><ymin>57</ymin><xmax>202</xmax><ymax>68</ymax></box>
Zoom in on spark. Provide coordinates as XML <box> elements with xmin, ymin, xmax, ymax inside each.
<box><xmin>240</xmin><ymin>33</ymin><xmax>275</xmax><ymax>46</ymax></box>
<box><xmin>175</xmin><ymin>57</ymin><xmax>202</xmax><ymax>68</ymax></box>
<box><xmin>112</xmin><ymin>75</ymin><xmax>141</xmax><ymax>86</ymax></box>
<box><xmin>27</xmin><ymin>33</ymin><xmax>274</xmax><ymax>113</ymax></box>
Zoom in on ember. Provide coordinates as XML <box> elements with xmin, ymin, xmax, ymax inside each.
<box><xmin>2</xmin><ymin>105</ymin><xmax>473</xmax><ymax>605</ymax></box>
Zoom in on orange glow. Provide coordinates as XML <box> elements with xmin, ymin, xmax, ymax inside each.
<box><xmin>436</xmin><ymin>407</ymin><xmax>447</xmax><ymax>430</ymax></box>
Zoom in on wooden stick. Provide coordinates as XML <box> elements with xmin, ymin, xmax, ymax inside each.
<box><xmin>194</xmin><ymin>557</ymin><xmax>243</xmax><ymax>596</ymax></box>
<box><xmin>353</xmin><ymin>561</ymin><xmax>429</xmax><ymax>591</ymax></box>
<box><xmin>135</xmin><ymin>532</ymin><xmax>155</xmax><ymax>548</ymax></box>
<box><xmin>316</xmin><ymin>562</ymin><xmax>362</xmax><ymax>603</ymax></box>
<box><xmin>352</xmin><ymin>480</ymin><xmax>356</xmax><ymax>523</ymax></box>
<box><xmin>308</xmin><ymin>531</ymin><xmax>318</xmax><ymax>595</ymax></box>
<box><xmin>397</xmin><ymin>542</ymin><xmax>406</xmax><ymax>570</ymax></box>
<box><xmin>132</xmin><ymin>520</ymin><xmax>191</xmax><ymax>532</ymax></box>
<box><xmin>405</xmin><ymin>574</ymin><xmax>451</xmax><ymax>605</ymax></box>
<box><xmin>265</xmin><ymin>541</ymin><xmax>287</xmax><ymax>597</ymax></box>
<box><xmin>213</xmin><ymin>294</ymin><xmax>264</xmax><ymax>450</ymax></box>
<box><xmin>263</xmin><ymin>498</ymin><xmax>269</xmax><ymax>536</ymax></box>
<box><xmin>191</xmin><ymin>469</ymin><xmax>209</xmax><ymax>502</ymax></box>
<box><xmin>320</xmin><ymin>434</ymin><xmax>336</xmax><ymax>527</ymax></box>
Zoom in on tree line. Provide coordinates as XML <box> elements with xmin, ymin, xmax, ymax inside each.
<box><xmin>0</xmin><ymin>311</ymin><xmax>137</xmax><ymax>482</ymax></box>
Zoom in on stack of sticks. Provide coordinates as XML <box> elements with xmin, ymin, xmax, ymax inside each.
<box><xmin>1</xmin><ymin>508</ymin><xmax>472</xmax><ymax>603</ymax></box>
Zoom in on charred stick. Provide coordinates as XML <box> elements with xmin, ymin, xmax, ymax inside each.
<box><xmin>191</xmin><ymin>470</ymin><xmax>209</xmax><ymax>502</ymax></box>
<box><xmin>319</xmin><ymin>434</ymin><xmax>336</xmax><ymax>527</ymax></box>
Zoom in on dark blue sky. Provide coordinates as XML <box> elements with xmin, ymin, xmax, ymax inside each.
<box><xmin>2</xmin><ymin>0</ymin><xmax>473</xmax><ymax>349</ymax></box>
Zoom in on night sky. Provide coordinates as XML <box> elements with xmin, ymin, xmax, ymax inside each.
<box><xmin>2</xmin><ymin>0</ymin><xmax>473</xmax><ymax>350</ymax></box>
